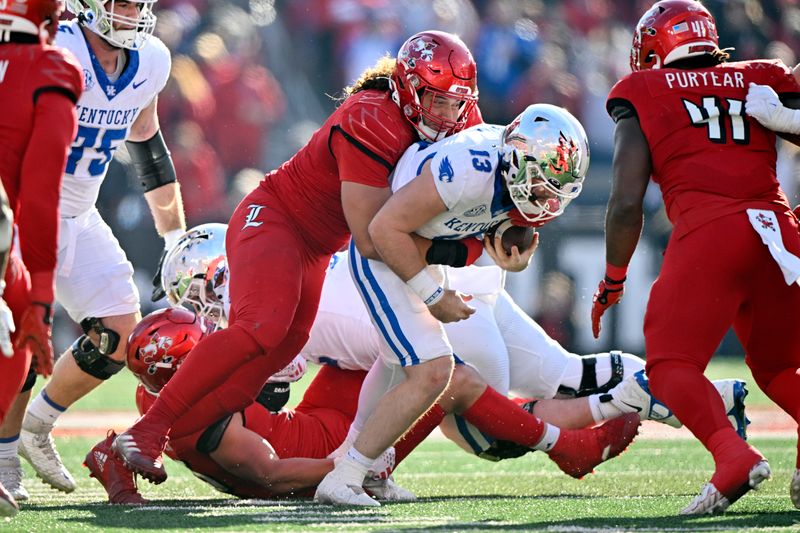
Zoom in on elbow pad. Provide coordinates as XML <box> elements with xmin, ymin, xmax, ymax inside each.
<box><xmin>126</xmin><ymin>130</ymin><xmax>177</xmax><ymax>192</ymax></box>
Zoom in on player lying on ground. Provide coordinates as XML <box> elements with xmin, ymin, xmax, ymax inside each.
<box><xmin>86</xmin><ymin>228</ymin><xmax>746</xmax><ymax>504</ymax></box>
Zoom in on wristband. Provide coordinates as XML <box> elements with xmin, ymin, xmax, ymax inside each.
<box><xmin>407</xmin><ymin>269</ymin><xmax>444</xmax><ymax>307</ymax></box>
<box><xmin>163</xmin><ymin>228</ymin><xmax>184</xmax><ymax>251</ymax></box>
<box><xmin>604</xmin><ymin>263</ymin><xmax>629</xmax><ymax>284</ymax></box>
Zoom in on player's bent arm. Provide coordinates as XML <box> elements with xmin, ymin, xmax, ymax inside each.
<box><xmin>342</xmin><ymin>181</ymin><xmax>391</xmax><ymax>259</ymax></box>
<box><xmin>210</xmin><ymin>414</ymin><xmax>334</xmax><ymax>495</ymax></box>
<box><xmin>605</xmin><ymin>117</ymin><xmax>651</xmax><ymax>268</ymax></box>
<box><xmin>127</xmin><ymin>97</ymin><xmax>186</xmax><ymax>238</ymax></box>
<box><xmin>776</xmin><ymin>96</ymin><xmax>800</xmax><ymax>147</ymax></box>
<box><xmin>368</xmin><ymin>161</ymin><xmax>448</xmax><ymax>281</ymax></box>
<box><xmin>18</xmin><ymin>91</ymin><xmax>78</xmax><ymax>302</ymax></box>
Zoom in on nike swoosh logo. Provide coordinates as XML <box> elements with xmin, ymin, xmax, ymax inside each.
<box><xmin>132</xmin><ymin>79</ymin><xmax>147</xmax><ymax>89</ymax></box>
<box><xmin>620</xmin><ymin>401</ymin><xmax>643</xmax><ymax>413</ymax></box>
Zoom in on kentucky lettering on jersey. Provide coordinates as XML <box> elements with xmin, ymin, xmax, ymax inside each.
<box><xmin>56</xmin><ymin>20</ymin><xmax>171</xmax><ymax>217</ymax></box>
<box><xmin>390</xmin><ymin>124</ymin><xmax>514</xmax><ymax>240</ymax></box>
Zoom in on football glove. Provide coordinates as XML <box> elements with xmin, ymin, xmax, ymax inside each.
<box><xmin>0</xmin><ymin>297</ymin><xmax>14</xmax><ymax>358</ymax></box>
<box><xmin>745</xmin><ymin>82</ymin><xmax>800</xmax><ymax>135</ymax></box>
<box><xmin>591</xmin><ymin>266</ymin><xmax>627</xmax><ymax>339</ymax></box>
<box><xmin>508</xmin><ymin>208</ymin><xmax>553</xmax><ymax>228</ymax></box>
<box><xmin>15</xmin><ymin>302</ymin><xmax>54</xmax><ymax>376</ymax></box>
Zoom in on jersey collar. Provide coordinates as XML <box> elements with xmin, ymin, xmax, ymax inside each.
<box><xmin>81</xmin><ymin>29</ymin><xmax>140</xmax><ymax>101</ymax></box>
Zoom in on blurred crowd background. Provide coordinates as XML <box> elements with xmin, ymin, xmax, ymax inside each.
<box><xmin>77</xmin><ymin>0</ymin><xmax>800</xmax><ymax>357</ymax></box>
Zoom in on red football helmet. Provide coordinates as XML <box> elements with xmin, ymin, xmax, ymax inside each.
<box><xmin>630</xmin><ymin>0</ymin><xmax>719</xmax><ymax>72</ymax></box>
<box><xmin>0</xmin><ymin>0</ymin><xmax>65</xmax><ymax>43</ymax></box>
<box><xmin>391</xmin><ymin>30</ymin><xmax>478</xmax><ymax>142</ymax></box>
<box><xmin>126</xmin><ymin>307</ymin><xmax>207</xmax><ymax>394</ymax></box>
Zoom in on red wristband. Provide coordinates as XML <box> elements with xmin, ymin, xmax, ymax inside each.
<box><xmin>604</xmin><ymin>263</ymin><xmax>629</xmax><ymax>283</ymax></box>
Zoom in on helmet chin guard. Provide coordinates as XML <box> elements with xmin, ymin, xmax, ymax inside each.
<box><xmin>66</xmin><ymin>0</ymin><xmax>157</xmax><ymax>50</ymax></box>
<box><xmin>502</xmin><ymin>104</ymin><xmax>589</xmax><ymax>224</ymax></box>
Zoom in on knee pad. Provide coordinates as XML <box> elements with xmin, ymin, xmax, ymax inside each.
<box><xmin>558</xmin><ymin>351</ymin><xmax>627</xmax><ymax>398</ymax></box>
<box><xmin>20</xmin><ymin>363</ymin><xmax>37</xmax><ymax>393</ymax></box>
<box><xmin>71</xmin><ymin>335</ymin><xmax>125</xmax><ymax>380</ymax></box>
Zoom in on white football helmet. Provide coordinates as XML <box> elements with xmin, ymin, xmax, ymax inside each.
<box><xmin>161</xmin><ymin>223</ymin><xmax>228</xmax><ymax>329</ymax></box>
<box><xmin>66</xmin><ymin>0</ymin><xmax>157</xmax><ymax>50</ymax></box>
<box><xmin>501</xmin><ymin>104</ymin><xmax>589</xmax><ymax>224</ymax></box>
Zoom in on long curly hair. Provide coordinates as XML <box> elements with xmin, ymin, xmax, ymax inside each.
<box><xmin>339</xmin><ymin>55</ymin><xmax>396</xmax><ymax>100</ymax></box>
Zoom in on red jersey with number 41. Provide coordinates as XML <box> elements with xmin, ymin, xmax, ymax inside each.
<box><xmin>607</xmin><ymin>59</ymin><xmax>800</xmax><ymax>237</ymax></box>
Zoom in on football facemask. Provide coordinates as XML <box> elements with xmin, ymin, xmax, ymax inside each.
<box><xmin>66</xmin><ymin>0</ymin><xmax>157</xmax><ymax>50</ymax></box>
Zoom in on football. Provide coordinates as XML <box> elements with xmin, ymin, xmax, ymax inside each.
<box><xmin>487</xmin><ymin>220</ymin><xmax>536</xmax><ymax>255</ymax></box>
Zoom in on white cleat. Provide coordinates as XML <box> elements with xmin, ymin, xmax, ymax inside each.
<box><xmin>0</xmin><ymin>480</ymin><xmax>18</xmax><ymax>518</ymax></box>
<box><xmin>314</xmin><ymin>472</ymin><xmax>380</xmax><ymax>507</ymax></box>
<box><xmin>363</xmin><ymin>476</ymin><xmax>416</xmax><ymax>502</ymax></box>
<box><xmin>790</xmin><ymin>469</ymin><xmax>800</xmax><ymax>509</ymax></box>
<box><xmin>19</xmin><ymin>425</ymin><xmax>76</xmax><ymax>493</ymax></box>
<box><xmin>680</xmin><ymin>460</ymin><xmax>771</xmax><ymax>515</ymax></box>
<box><xmin>0</xmin><ymin>457</ymin><xmax>29</xmax><ymax>501</ymax></box>
<box><xmin>605</xmin><ymin>370</ymin><xmax>681</xmax><ymax>428</ymax></box>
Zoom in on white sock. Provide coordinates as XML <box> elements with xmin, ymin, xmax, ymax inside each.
<box><xmin>332</xmin><ymin>448</ymin><xmax>372</xmax><ymax>486</ymax></box>
<box><xmin>25</xmin><ymin>390</ymin><xmax>66</xmax><ymax>431</ymax></box>
<box><xmin>327</xmin><ymin>425</ymin><xmax>361</xmax><ymax>459</ymax></box>
<box><xmin>532</xmin><ymin>423</ymin><xmax>560</xmax><ymax>452</ymax></box>
<box><xmin>0</xmin><ymin>435</ymin><xmax>19</xmax><ymax>460</ymax></box>
<box><xmin>588</xmin><ymin>394</ymin><xmax>624</xmax><ymax>422</ymax></box>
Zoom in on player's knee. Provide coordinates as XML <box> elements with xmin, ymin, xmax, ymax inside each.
<box><xmin>413</xmin><ymin>356</ymin><xmax>454</xmax><ymax>397</ymax></box>
<box><xmin>447</xmin><ymin>365</ymin><xmax>486</xmax><ymax>411</ymax></box>
<box><xmin>71</xmin><ymin>330</ymin><xmax>125</xmax><ymax>380</ymax></box>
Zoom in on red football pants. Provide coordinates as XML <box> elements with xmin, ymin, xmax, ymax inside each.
<box><xmin>147</xmin><ymin>188</ymin><xmax>331</xmax><ymax>438</ymax></box>
<box><xmin>0</xmin><ymin>253</ymin><xmax>32</xmax><ymax>424</ymax></box>
<box><xmin>645</xmin><ymin>210</ymin><xmax>800</xmax><ymax>449</ymax></box>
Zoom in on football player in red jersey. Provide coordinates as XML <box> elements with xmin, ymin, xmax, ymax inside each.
<box><xmin>87</xmin><ymin>308</ymin><xmax>638</xmax><ymax>505</ymax></box>
<box><xmin>591</xmin><ymin>0</ymin><xmax>800</xmax><ymax>515</ymax></box>
<box><xmin>112</xmin><ymin>31</ymin><xmax>486</xmax><ymax>484</ymax></box>
<box><xmin>0</xmin><ymin>0</ymin><xmax>83</xmax><ymax>516</ymax></box>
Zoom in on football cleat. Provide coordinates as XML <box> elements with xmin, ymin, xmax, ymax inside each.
<box><xmin>790</xmin><ymin>469</ymin><xmax>800</xmax><ymax>509</ymax></box>
<box><xmin>363</xmin><ymin>476</ymin><xmax>416</xmax><ymax>502</ymax></box>
<box><xmin>681</xmin><ymin>459</ymin><xmax>771</xmax><ymax>515</ymax></box>
<box><xmin>111</xmin><ymin>427</ymin><xmax>168</xmax><ymax>484</ymax></box>
<box><xmin>714</xmin><ymin>379</ymin><xmax>750</xmax><ymax>440</ymax></box>
<box><xmin>19</xmin><ymin>415</ymin><xmax>76</xmax><ymax>492</ymax></box>
<box><xmin>548</xmin><ymin>412</ymin><xmax>640</xmax><ymax>479</ymax></box>
<box><xmin>314</xmin><ymin>471</ymin><xmax>380</xmax><ymax>507</ymax></box>
<box><xmin>85</xmin><ymin>431</ymin><xmax>147</xmax><ymax>505</ymax></box>
<box><xmin>0</xmin><ymin>457</ymin><xmax>29</xmax><ymax>501</ymax></box>
<box><xmin>605</xmin><ymin>370</ymin><xmax>681</xmax><ymax>428</ymax></box>
<box><xmin>0</xmin><ymin>480</ymin><xmax>18</xmax><ymax>518</ymax></box>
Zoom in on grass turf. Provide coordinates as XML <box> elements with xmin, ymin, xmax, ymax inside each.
<box><xmin>9</xmin><ymin>357</ymin><xmax>798</xmax><ymax>531</ymax></box>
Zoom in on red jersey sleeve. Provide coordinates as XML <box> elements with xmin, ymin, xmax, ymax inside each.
<box><xmin>31</xmin><ymin>47</ymin><xmax>84</xmax><ymax>104</ymax></box>
<box><xmin>330</xmin><ymin>92</ymin><xmax>416</xmax><ymax>187</ymax></box>
<box><xmin>18</xmin><ymin>50</ymin><xmax>81</xmax><ymax>303</ymax></box>
<box><xmin>606</xmin><ymin>74</ymin><xmax>639</xmax><ymax>123</ymax></box>
<box><xmin>746</xmin><ymin>59</ymin><xmax>800</xmax><ymax>97</ymax></box>
<box><xmin>465</xmin><ymin>105</ymin><xmax>484</xmax><ymax>127</ymax></box>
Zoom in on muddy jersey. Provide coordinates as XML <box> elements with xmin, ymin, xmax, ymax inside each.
<box><xmin>607</xmin><ymin>59</ymin><xmax>800</xmax><ymax>236</ymax></box>
<box><xmin>55</xmin><ymin>20</ymin><xmax>170</xmax><ymax>217</ymax></box>
<box><xmin>260</xmin><ymin>89</ymin><xmax>483</xmax><ymax>254</ymax></box>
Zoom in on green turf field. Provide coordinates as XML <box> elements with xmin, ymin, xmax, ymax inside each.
<box><xmin>9</xmin><ymin>358</ymin><xmax>798</xmax><ymax>532</ymax></box>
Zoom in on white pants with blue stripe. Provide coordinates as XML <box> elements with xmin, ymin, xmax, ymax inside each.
<box><xmin>348</xmin><ymin>240</ymin><xmax>453</xmax><ymax>367</ymax></box>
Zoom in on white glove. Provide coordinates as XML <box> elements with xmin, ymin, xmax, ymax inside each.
<box><xmin>267</xmin><ymin>354</ymin><xmax>307</xmax><ymax>383</ymax></box>
<box><xmin>0</xmin><ymin>297</ymin><xmax>15</xmax><ymax>357</ymax></box>
<box><xmin>745</xmin><ymin>82</ymin><xmax>800</xmax><ymax>134</ymax></box>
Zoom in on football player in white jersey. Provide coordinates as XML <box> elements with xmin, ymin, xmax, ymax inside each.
<box><xmin>0</xmin><ymin>0</ymin><xmax>187</xmax><ymax>498</ymax></box>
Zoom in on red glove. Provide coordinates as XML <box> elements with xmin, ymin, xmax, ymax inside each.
<box><xmin>15</xmin><ymin>302</ymin><xmax>54</xmax><ymax>377</ymax></box>
<box><xmin>461</xmin><ymin>237</ymin><xmax>485</xmax><ymax>266</ymax></box>
<box><xmin>591</xmin><ymin>264</ymin><xmax>628</xmax><ymax>339</ymax></box>
<box><xmin>508</xmin><ymin>208</ymin><xmax>554</xmax><ymax>228</ymax></box>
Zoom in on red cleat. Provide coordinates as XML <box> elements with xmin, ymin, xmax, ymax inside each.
<box><xmin>111</xmin><ymin>426</ymin><xmax>168</xmax><ymax>485</ymax></box>
<box><xmin>548</xmin><ymin>412</ymin><xmax>640</xmax><ymax>479</ymax></box>
<box><xmin>85</xmin><ymin>431</ymin><xmax>147</xmax><ymax>505</ymax></box>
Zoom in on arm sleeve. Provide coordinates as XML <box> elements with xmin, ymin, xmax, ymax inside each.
<box><xmin>17</xmin><ymin>90</ymin><xmax>78</xmax><ymax>303</ymax></box>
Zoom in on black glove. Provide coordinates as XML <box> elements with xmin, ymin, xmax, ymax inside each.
<box><xmin>151</xmin><ymin>249</ymin><xmax>167</xmax><ymax>302</ymax></box>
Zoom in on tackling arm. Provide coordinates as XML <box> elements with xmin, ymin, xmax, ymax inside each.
<box><xmin>210</xmin><ymin>414</ymin><xmax>334</xmax><ymax>495</ymax></box>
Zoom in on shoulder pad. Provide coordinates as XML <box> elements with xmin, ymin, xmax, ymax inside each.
<box><xmin>36</xmin><ymin>46</ymin><xmax>84</xmax><ymax>102</ymax></box>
